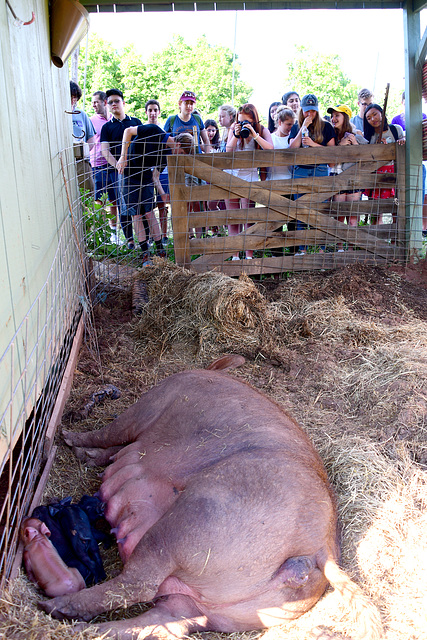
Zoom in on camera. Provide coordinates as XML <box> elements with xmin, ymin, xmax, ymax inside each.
<box><xmin>236</xmin><ymin>120</ymin><xmax>252</xmax><ymax>139</ymax></box>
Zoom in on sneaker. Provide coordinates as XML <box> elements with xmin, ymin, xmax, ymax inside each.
<box><xmin>231</xmin><ymin>256</ymin><xmax>240</xmax><ymax>261</ymax></box>
<box><xmin>147</xmin><ymin>237</ymin><xmax>154</xmax><ymax>250</ymax></box>
<box><xmin>141</xmin><ymin>250</ymin><xmax>153</xmax><ymax>267</ymax></box>
<box><xmin>156</xmin><ymin>249</ymin><xmax>167</xmax><ymax>259</ymax></box>
<box><xmin>161</xmin><ymin>237</ymin><xmax>169</xmax><ymax>249</ymax></box>
<box><xmin>295</xmin><ymin>251</ymin><xmax>305</xmax><ymax>256</ymax></box>
<box><xmin>110</xmin><ymin>232</ymin><xmax>125</xmax><ymax>246</ymax></box>
<box><xmin>128</xmin><ymin>241</ymin><xmax>135</xmax><ymax>251</ymax></box>
<box><xmin>422</xmin><ymin>230</ymin><xmax>427</xmax><ymax>238</ymax></box>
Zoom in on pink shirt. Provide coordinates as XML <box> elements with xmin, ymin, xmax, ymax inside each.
<box><xmin>90</xmin><ymin>113</ymin><xmax>111</xmax><ymax>167</ymax></box>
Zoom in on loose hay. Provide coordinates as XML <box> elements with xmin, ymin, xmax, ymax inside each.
<box><xmin>132</xmin><ymin>261</ymin><xmax>269</xmax><ymax>357</ymax></box>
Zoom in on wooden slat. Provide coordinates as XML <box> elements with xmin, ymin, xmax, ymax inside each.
<box><xmin>190</xmin><ymin>250</ymin><xmax>405</xmax><ymax>276</ymax></box>
<box><xmin>169</xmin><ymin>156</ymin><xmax>191</xmax><ymax>267</ymax></box>
<box><xmin>180</xmin><ymin>156</ymin><xmax>393</xmax><ymax>257</ymax></box>
<box><xmin>195</xmin><ymin>144</ymin><xmax>396</xmax><ymax>168</ymax></box>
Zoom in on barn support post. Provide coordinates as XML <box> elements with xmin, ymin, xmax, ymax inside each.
<box><xmin>403</xmin><ymin>3</ymin><xmax>423</xmax><ymax>259</ymax></box>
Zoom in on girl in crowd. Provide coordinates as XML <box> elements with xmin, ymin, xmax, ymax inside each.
<box><xmin>363</xmin><ymin>103</ymin><xmax>404</xmax><ymax>223</ymax></box>
<box><xmin>204</xmin><ymin>119</ymin><xmax>221</xmax><ymax>151</ymax></box>
<box><xmin>281</xmin><ymin>91</ymin><xmax>300</xmax><ymax>117</ymax></box>
<box><xmin>226</xmin><ymin>103</ymin><xmax>273</xmax><ymax>260</ymax></box>
<box><xmin>266</xmin><ymin>106</ymin><xmax>296</xmax><ymax>256</ymax></box>
<box><xmin>218</xmin><ymin>104</ymin><xmax>237</xmax><ymax>152</ymax></box>
<box><xmin>267</xmin><ymin>101</ymin><xmax>282</xmax><ymax>134</ymax></box>
<box><xmin>327</xmin><ymin>104</ymin><xmax>368</xmax><ymax>249</ymax></box>
<box><xmin>204</xmin><ymin>119</ymin><xmax>224</xmax><ymax>216</ymax></box>
<box><xmin>268</xmin><ymin>106</ymin><xmax>295</xmax><ymax>178</ymax></box>
<box><xmin>289</xmin><ymin>94</ymin><xmax>335</xmax><ymax>174</ymax></box>
<box><xmin>288</xmin><ymin>94</ymin><xmax>335</xmax><ymax>254</ymax></box>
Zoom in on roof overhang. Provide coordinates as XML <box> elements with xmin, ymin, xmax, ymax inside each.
<box><xmin>81</xmin><ymin>0</ymin><xmax>409</xmax><ymax>13</ymax></box>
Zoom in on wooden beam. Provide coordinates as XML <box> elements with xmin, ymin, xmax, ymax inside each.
<box><xmin>415</xmin><ymin>25</ymin><xmax>427</xmax><ymax>67</ymax></box>
<box><xmin>403</xmin><ymin>4</ymin><xmax>424</xmax><ymax>258</ymax></box>
<box><xmin>43</xmin><ymin>315</ymin><xmax>85</xmax><ymax>458</ymax></box>
<box><xmin>168</xmin><ymin>155</ymin><xmax>191</xmax><ymax>268</ymax></box>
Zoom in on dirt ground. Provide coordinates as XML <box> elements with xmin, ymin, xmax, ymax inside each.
<box><xmin>2</xmin><ymin>260</ymin><xmax>427</xmax><ymax>640</ymax></box>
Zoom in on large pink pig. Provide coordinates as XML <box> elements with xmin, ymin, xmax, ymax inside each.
<box><xmin>40</xmin><ymin>356</ymin><xmax>382</xmax><ymax>640</ymax></box>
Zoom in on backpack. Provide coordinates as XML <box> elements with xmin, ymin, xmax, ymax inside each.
<box><xmin>389</xmin><ymin>124</ymin><xmax>399</xmax><ymax>142</ymax></box>
<box><xmin>169</xmin><ymin>113</ymin><xmax>203</xmax><ymax>132</ymax></box>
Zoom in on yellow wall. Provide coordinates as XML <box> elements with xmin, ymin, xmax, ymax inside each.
<box><xmin>0</xmin><ymin>0</ymin><xmax>84</xmax><ymax>464</ymax></box>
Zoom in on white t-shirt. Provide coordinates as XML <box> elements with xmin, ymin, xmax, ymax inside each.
<box><xmin>267</xmin><ymin>133</ymin><xmax>292</xmax><ymax>180</ymax></box>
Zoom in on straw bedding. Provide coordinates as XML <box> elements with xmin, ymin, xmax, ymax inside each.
<box><xmin>1</xmin><ymin>260</ymin><xmax>426</xmax><ymax>640</ymax></box>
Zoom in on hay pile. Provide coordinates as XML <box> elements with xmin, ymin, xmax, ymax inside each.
<box><xmin>132</xmin><ymin>261</ymin><xmax>269</xmax><ymax>357</ymax></box>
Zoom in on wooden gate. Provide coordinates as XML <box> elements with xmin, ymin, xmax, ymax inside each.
<box><xmin>168</xmin><ymin>143</ymin><xmax>406</xmax><ymax>274</ymax></box>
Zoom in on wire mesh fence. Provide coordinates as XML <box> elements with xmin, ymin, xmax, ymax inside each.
<box><xmin>80</xmin><ymin>139</ymin><xmax>424</xmax><ymax>282</ymax></box>
<box><xmin>0</xmin><ymin>136</ymin><xmax>425</xmax><ymax>590</ymax></box>
<box><xmin>0</xmin><ymin>148</ymin><xmax>87</xmax><ymax>590</ymax></box>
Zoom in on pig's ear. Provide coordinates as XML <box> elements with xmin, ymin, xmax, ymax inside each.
<box><xmin>40</xmin><ymin>522</ymin><xmax>51</xmax><ymax>537</ymax></box>
<box><xmin>206</xmin><ymin>355</ymin><xmax>245</xmax><ymax>372</ymax></box>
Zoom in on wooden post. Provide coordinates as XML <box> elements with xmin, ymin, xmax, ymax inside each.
<box><xmin>403</xmin><ymin>5</ymin><xmax>423</xmax><ymax>259</ymax></box>
<box><xmin>168</xmin><ymin>155</ymin><xmax>191</xmax><ymax>268</ymax></box>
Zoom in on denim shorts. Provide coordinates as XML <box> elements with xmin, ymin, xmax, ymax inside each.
<box><xmin>125</xmin><ymin>180</ymin><xmax>155</xmax><ymax>216</ymax></box>
<box><xmin>92</xmin><ymin>166</ymin><xmax>118</xmax><ymax>203</ymax></box>
<box><xmin>156</xmin><ymin>170</ymin><xmax>169</xmax><ymax>207</ymax></box>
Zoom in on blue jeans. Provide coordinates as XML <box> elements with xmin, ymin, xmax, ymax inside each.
<box><xmin>92</xmin><ymin>166</ymin><xmax>118</xmax><ymax>203</ymax></box>
<box><xmin>117</xmin><ymin>172</ymin><xmax>133</xmax><ymax>243</ymax></box>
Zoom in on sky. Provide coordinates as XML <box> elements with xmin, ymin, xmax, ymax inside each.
<box><xmin>87</xmin><ymin>8</ymin><xmax>423</xmax><ymax>118</ymax></box>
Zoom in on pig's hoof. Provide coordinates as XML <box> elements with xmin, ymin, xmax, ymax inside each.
<box><xmin>38</xmin><ymin>596</ymin><xmax>91</xmax><ymax>622</ymax></box>
<box><xmin>62</xmin><ymin>430</ymin><xmax>76</xmax><ymax>447</ymax></box>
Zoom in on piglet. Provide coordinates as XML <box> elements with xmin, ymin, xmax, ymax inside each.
<box><xmin>20</xmin><ymin>517</ymin><xmax>85</xmax><ymax>597</ymax></box>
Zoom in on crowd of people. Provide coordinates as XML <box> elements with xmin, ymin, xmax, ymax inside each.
<box><xmin>70</xmin><ymin>82</ymin><xmax>426</xmax><ymax>265</ymax></box>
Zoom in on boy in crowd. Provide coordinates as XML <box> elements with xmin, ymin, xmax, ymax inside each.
<box><xmin>164</xmin><ymin>91</ymin><xmax>211</xmax><ymax>153</ymax></box>
<box><xmin>70</xmin><ymin>81</ymin><xmax>95</xmax><ymax>194</ymax></box>
<box><xmin>117</xmin><ymin>117</ymin><xmax>178</xmax><ymax>266</ymax></box>
<box><xmin>100</xmin><ymin>89</ymin><xmax>142</xmax><ymax>249</ymax></box>
<box><xmin>351</xmin><ymin>88</ymin><xmax>373</xmax><ymax>133</ymax></box>
<box><xmin>145</xmin><ymin>99</ymin><xmax>169</xmax><ymax>248</ymax></box>
<box><xmin>90</xmin><ymin>91</ymin><xmax>122</xmax><ymax>245</ymax></box>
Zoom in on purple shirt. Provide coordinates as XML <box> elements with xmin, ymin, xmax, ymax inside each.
<box><xmin>90</xmin><ymin>113</ymin><xmax>111</xmax><ymax>167</ymax></box>
<box><xmin>391</xmin><ymin>112</ymin><xmax>427</xmax><ymax>131</ymax></box>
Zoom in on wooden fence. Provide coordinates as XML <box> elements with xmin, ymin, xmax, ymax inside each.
<box><xmin>168</xmin><ymin>143</ymin><xmax>407</xmax><ymax>274</ymax></box>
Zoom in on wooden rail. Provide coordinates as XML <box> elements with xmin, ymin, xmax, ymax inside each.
<box><xmin>168</xmin><ymin>143</ymin><xmax>406</xmax><ymax>274</ymax></box>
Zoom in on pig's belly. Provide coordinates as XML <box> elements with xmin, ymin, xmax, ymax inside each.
<box><xmin>102</xmin><ymin>469</ymin><xmax>182</xmax><ymax>562</ymax></box>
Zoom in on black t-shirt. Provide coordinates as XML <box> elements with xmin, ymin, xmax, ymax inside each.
<box><xmin>289</xmin><ymin>120</ymin><xmax>335</xmax><ymax>170</ymax></box>
<box><xmin>100</xmin><ymin>115</ymin><xmax>142</xmax><ymax>161</ymax></box>
<box><xmin>289</xmin><ymin>120</ymin><xmax>335</xmax><ymax>146</ymax></box>
<box><xmin>126</xmin><ymin>124</ymin><xmax>170</xmax><ymax>184</ymax></box>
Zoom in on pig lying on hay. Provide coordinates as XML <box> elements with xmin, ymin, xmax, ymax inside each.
<box><xmin>40</xmin><ymin>356</ymin><xmax>382</xmax><ymax>640</ymax></box>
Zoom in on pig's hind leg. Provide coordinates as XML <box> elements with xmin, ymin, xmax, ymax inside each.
<box><xmin>71</xmin><ymin>444</ymin><xmax>122</xmax><ymax>467</ymax></box>
<box><xmin>90</xmin><ymin>595</ymin><xmax>209</xmax><ymax>640</ymax></box>
<box><xmin>39</xmin><ymin>541</ymin><xmax>178</xmax><ymax>622</ymax></box>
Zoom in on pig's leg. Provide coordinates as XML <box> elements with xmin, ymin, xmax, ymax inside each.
<box><xmin>92</xmin><ymin>595</ymin><xmax>209</xmax><ymax>640</ymax></box>
<box><xmin>39</xmin><ymin>542</ymin><xmax>177</xmax><ymax>621</ymax></box>
<box><xmin>62</xmin><ymin>380</ymin><xmax>177</xmax><ymax>451</ymax></box>
<box><xmin>99</xmin><ymin>463</ymin><xmax>144</xmax><ymax>502</ymax></box>
<box><xmin>102</xmin><ymin>450</ymin><xmax>145</xmax><ymax>481</ymax></box>
<box><xmin>72</xmin><ymin>445</ymin><xmax>122</xmax><ymax>467</ymax></box>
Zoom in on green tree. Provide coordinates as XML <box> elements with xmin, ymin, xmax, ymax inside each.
<box><xmin>283</xmin><ymin>45</ymin><xmax>359</xmax><ymax>115</ymax></box>
<box><xmin>78</xmin><ymin>35</ymin><xmax>123</xmax><ymax>111</ymax></box>
<box><xmin>143</xmin><ymin>35</ymin><xmax>251</xmax><ymax>119</ymax></box>
<box><xmin>78</xmin><ymin>34</ymin><xmax>252</xmax><ymax>121</ymax></box>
